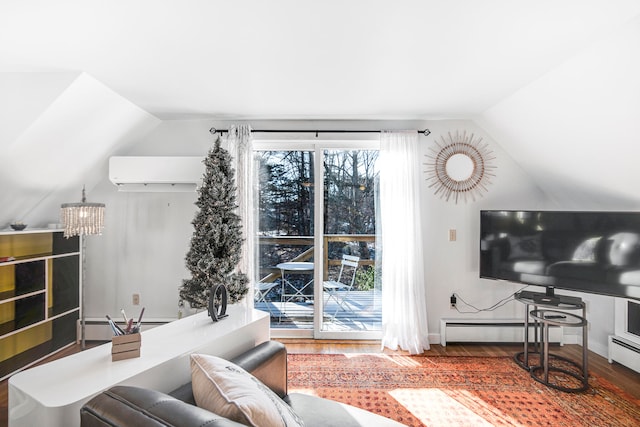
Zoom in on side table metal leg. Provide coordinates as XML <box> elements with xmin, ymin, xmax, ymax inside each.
<box><xmin>523</xmin><ymin>303</ymin><xmax>529</xmax><ymax>368</ymax></box>
<box><xmin>582</xmin><ymin>312</ymin><xmax>589</xmax><ymax>388</ymax></box>
<box><xmin>533</xmin><ymin>304</ymin><xmax>539</xmax><ymax>354</ymax></box>
<box><xmin>543</xmin><ymin>322</ymin><xmax>549</xmax><ymax>383</ymax></box>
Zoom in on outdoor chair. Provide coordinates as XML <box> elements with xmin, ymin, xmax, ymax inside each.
<box><xmin>254</xmin><ymin>281</ymin><xmax>280</xmax><ymax>317</ymax></box>
<box><xmin>323</xmin><ymin>254</ymin><xmax>360</xmax><ymax>321</ymax></box>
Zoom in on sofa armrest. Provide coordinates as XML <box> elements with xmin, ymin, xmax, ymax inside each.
<box><xmin>169</xmin><ymin>340</ymin><xmax>288</xmax><ymax>403</ymax></box>
<box><xmin>80</xmin><ymin>386</ymin><xmax>245</xmax><ymax>427</ymax></box>
<box><xmin>231</xmin><ymin>340</ymin><xmax>288</xmax><ymax>398</ymax></box>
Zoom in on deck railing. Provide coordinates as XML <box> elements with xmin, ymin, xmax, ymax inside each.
<box><xmin>258</xmin><ymin>234</ymin><xmax>375</xmax><ymax>283</ymax></box>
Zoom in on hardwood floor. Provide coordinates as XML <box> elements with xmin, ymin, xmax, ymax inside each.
<box><xmin>2</xmin><ymin>340</ymin><xmax>639</xmax><ymax>426</ymax></box>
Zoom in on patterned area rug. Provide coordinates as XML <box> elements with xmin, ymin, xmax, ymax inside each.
<box><xmin>287</xmin><ymin>353</ymin><xmax>640</xmax><ymax>426</ymax></box>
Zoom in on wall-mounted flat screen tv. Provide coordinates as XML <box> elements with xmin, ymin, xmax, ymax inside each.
<box><xmin>480</xmin><ymin>210</ymin><xmax>640</xmax><ymax>301</ymax></box>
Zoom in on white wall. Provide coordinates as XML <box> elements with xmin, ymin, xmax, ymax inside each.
<box><xmin>0</xmin><ymin>72</ymin><xmax>159</xmax><ymax>229</ymax></box>
<box><xmin>84</xmin><ymin>120</ymin><xmax>212</xmax><ymax>320</ymax></box>
<box><xmin>3</xmin><ymin>5</ymin><xmax>639</xmax><ymax>359</ymax></box>
<box><xmin>475</xmin><ymin>15</ymin><xmax>640</xmax><ymax>356</ymax></box>
<box><xmin>84</xmin><ymin>119</ymin><xmax>547</xmax><ymax>345</ymax></box>
<box><xmin>85</xmin><ymin>185</ymin><xmax>198</xmax><ymax>320</ymax></box>
<box><xmin>478</xmin><ymin>14</ymin><xmax>640</xmax><ymax>208</ymax></box>
<box><xmin>421</xmin><ymin>121</ymin><xmax>547</xmax><ymax>343</ymax></box>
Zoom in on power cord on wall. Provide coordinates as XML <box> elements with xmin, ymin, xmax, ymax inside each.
<box><xmin>451</xmin><ymin>286</ymin><xmax>529</xmax><ymax>314</ymax></box>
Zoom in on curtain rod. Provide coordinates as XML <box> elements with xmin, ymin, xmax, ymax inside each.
<box><xmin>209</xmin><ymin>127</ymin><xmax>431</xmax><ymax>137</ymax></box>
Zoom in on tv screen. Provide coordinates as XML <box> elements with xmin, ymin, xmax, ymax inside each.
<box><xmin>480</xmin><ymin>210</ymin><xmax>640</xmax><ymax>301</ymax></box>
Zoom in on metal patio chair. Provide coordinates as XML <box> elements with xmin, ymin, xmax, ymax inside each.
<box><xmin>254</xmin><ymin>281</ymin><xmax>280</xmax><ymax>317</ymax></box>
<box><xmin>323</xmin><ymin>254</ymin><xmax>360</xmax><ymax>321</ymax></box>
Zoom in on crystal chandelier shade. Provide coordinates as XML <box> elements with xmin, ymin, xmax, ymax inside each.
<box><xmin>60</xmin><ymin>188</ymin><xmax>105</xmax><ymax>238</ymax></box>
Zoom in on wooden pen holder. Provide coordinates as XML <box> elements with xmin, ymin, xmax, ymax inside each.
<box><xmin>111</xmin><ymin>333</ymin><xmax>141</xmax><ymax>361</ymax></box>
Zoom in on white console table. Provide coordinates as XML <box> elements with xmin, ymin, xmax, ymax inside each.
<box><xmin>8</xmin><ymin>305</ymin><xmax>269</xmax><ymax>427</ymax></box>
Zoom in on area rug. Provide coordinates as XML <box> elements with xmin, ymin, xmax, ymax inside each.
<box><xmin>287</xmin><ymin>353</ymin><xmax>640</xmax><ymax>426</ymax></box>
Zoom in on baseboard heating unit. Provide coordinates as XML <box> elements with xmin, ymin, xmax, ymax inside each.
<box><xmin>608</xmin><ymin>335</ymin><xmax>640</xmax><ymax>373</ymax></box>
<box><xmin>78</xmin><ymin>318</ymin><xmax>176</xmax><ymax>341</ymax></box>
<box><xmin>440</xmin><ymin>318</ymin><xmax>563</xmax><ymax>346</ymax></box>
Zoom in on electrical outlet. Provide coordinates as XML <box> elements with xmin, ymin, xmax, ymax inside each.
<box><xmin>449</xmin><ymin>229</ymin><xmax>457</xmax><ymax>241</ymax></box>
<box><xmin>132</xmin><ymin>293</ymin><xmax>140</xmax><ymax>305</ymax></box>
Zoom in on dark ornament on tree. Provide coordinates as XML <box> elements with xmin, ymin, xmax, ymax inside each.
<box><xmin>208</xmin><ymin>284</ymin><xmax>229</xmax><ymax>322</ymax></box>
<box><xmin>179</xmin><ymin>136</ymin><xmax>249</xmax><ymax>311</ymax></box>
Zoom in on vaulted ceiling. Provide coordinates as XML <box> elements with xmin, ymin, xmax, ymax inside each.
<box><xmin>3</xmin><ymin>1</ymin><xmax>639</xmax><ymax>120</ymax></box>
<box><xmin>2</xmin><ymin>1</ymin><xmax>640</xmax><ymax>226</ymax></box>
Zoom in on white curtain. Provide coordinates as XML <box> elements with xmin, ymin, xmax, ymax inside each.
<box><xmin>226</xmin><ymin>125</ymin><xmax>255</xmax><ymax>306</ymax></box>
<box><xmin>380</xmin><ymin>131</ymin><xmax>430</xmax><ymax>354</ymax></box>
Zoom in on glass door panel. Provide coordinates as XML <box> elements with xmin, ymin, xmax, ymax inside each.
<box><xmin>320</xmin><ymin>149</ymin><xmax>381</xmax><ymax>334</ymax></box>
<box><xmin>255</xmin><ymin>150</ymin><xmax>315</xmax><ymax>331</ymax></box>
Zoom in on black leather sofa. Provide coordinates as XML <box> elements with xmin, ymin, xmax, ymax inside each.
<box><xmin>80</xmin><ymin>341</ymin><xmax>404</xmax><ymax>427</ymax></box>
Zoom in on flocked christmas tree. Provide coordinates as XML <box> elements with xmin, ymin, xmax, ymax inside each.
<box><xmin>180</xmin><ymin>137</ymin><xmax>249</xmax><ymax>309</ymax></box>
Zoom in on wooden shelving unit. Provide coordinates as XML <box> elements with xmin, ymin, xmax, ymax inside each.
<box><xmin>0</xmin><ymin>230</ymin><xmax>80</xmax><ymax>381</ymax></box>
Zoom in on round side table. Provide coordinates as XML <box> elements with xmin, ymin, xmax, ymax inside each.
<box><xmin>529</xmin><ymin>309</ymin><xmax>589</xmax><ymax>392</ymax></box>
<box><xmin>513</xmin><ymin>291</ymin><xmax>585</xmax><ymax>372</ymax></box>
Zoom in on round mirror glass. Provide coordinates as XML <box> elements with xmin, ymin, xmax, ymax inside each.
<box><xmin>445</xmin><ymin>153</ymin><xmax>474</xmax><ymax>181</ymax></box>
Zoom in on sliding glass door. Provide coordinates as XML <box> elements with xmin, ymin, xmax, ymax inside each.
<box><xmin>254</xmin><ymin>140</ymin><xmax>381</xmax><ymax>339</ymax></box>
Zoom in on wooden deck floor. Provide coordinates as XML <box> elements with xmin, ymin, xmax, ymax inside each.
<box><xmin>255</xmin><ymin>289</ymin><xmax>382</xmax><ymax>331</ymax></box>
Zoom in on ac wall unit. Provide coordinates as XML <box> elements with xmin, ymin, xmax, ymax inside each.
<box><xmin>109</xmin><ymin>156</ymin><xmax>204</xmax><ymax>192</ymax></box>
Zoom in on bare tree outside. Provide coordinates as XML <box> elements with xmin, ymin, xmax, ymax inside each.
<box><xmin>255</xmin><ymin>148</ymin><xmax>381</xmax><ymax>330</ymax></box>
<box><xmin>257</xmin><ymin>149</ymin><xmax>379</xmax><ymax>287</ymax></box>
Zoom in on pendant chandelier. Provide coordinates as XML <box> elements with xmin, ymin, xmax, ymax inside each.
<box><xmin>60</xmin><ymin>187</ymin><xmax>105</xmax><ymax>238</ymax></box>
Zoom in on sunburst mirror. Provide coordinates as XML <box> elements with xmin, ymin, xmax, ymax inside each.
<box><xmin>424</xmin><ymin>130</ymin><xmax>496</xmax><ymax>203</ymax></box>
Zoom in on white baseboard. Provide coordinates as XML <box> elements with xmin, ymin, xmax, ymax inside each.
<box><xmin>440</xmin><ymin>318</ymin><xmax>563</xmax><ymax>346</ymax></box>
<box><xmin>608</xmin><ymin>335</ymin><xmax>640</xmax><ymax>373</ymax></box>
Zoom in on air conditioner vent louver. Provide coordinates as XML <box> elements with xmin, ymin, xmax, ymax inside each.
<box><xmin>109</xmin><ymin>156</ymin><xmax>204</xmax><ymax>192</ymax></box>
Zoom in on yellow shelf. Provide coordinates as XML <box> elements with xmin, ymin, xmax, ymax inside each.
<box><xmin>0</xmin><ymin>230</ymin><xmax>79</xmax><ymax>380</ymax></box>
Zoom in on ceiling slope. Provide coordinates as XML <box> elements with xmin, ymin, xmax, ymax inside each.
<box><xmin>477</xmin><ymin>14</ymin><xmax>640</xmax><ymax>209</ymax></box>
<box><xmin>0</xmin><ymin>72</ymin><xmax>160</xmax><ymax>228</ymax></box>
<box><xmin>0</xmin><ymin>71</ymin><xmax>80</xmax><ymax>146</ymax></box>
<box><xmin>2</xmin><ymin>1</ymin><xmax>640</xmax><ymax>119</ymax></box>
